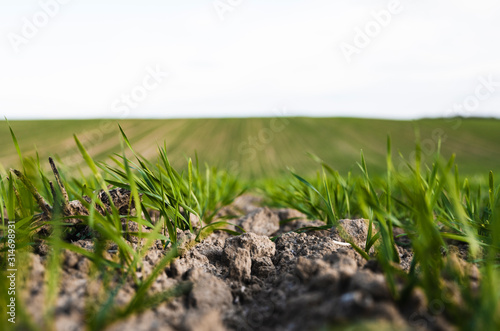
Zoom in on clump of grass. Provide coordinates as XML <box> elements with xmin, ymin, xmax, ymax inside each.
<box><xmin>188</xmin><ymin>154</ymin><xmax>246</xmax><ymax>224</ymax></box>
<box><xmin>102</xmin><ymin>128</ymin><xmax>244</xmax><ymax>243</ymax></box>
<box><xmin>266</xmin><ymin>135</ymin><xmax>500</xmax><ymax>329</ymax></box>
<box><xmin>0</xmin><ymin>125</ymin><xmax>244</xmax><ymax>330</ymax></box>
<box><xmin>2</xmin><ymin>123</ymin><xmax>499</xmax><ymax>330</ymax></box>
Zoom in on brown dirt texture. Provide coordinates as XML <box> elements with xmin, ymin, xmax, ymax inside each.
<box><xmin>20</xmin><ymin>196</ymin><xmax>467</xmax><ymax>331</ymax></box>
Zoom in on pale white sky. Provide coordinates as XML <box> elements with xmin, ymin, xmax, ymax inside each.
<box><xmin>1</xmin><ymin>0</ymin><xmax>500</xmax><ymax>119</ymax></box>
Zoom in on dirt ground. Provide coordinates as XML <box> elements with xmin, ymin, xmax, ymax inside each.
<box><xmin>21</xmin><ymin>196</ymin><xmax>463</xmax><ymax>331</ymax></box>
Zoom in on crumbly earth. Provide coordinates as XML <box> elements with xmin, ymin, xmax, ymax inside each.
<box><xmin>19</xmin><ymin>197</ymin><xmax>463</xmax><ymax>331</ymax></box>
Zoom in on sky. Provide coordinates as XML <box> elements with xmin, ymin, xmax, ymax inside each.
<box><xmin>1</xmin><ymin>0</ymin><xmax>500</xmax><ymax>120</ymax></box>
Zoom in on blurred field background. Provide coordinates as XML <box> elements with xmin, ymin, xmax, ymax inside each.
<box><xmin>1</xmin><ymin>117</ymin><xmax>499</xmax><ymax>178</ymax></box>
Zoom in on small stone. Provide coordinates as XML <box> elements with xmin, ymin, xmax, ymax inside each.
<box><xmin>228</xmin><ymin>248</ymin><xmax>252</xmax><ymax>281</ymax></box>
<box><xmin>224</xmin><ymin>233</ymin><xmax>276</xmax><ymax>281</ymax></box>
<box><xmin>237</xmin><ymin>207</ymin><xmax>279</xmax><ymax>236</ymax></box>
<box><xmin>331</xmin><ymin>219</ymin><xmax>372</xmax><ymax>250</ymax></box>
<box><xmin>187</xmin><ymin>269</ymin><xmax>233</xmax><ymax>311</ymax></box>
<box><xmin>224</xmin><ymin>233</ymin><xmax>276</xmax><ymax>260</ymax></box>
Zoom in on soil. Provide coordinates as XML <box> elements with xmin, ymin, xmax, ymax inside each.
<box><xmin>20</xmin><ymin>195</ymin><xmax>463</xmax><ymax>331</ymax></box>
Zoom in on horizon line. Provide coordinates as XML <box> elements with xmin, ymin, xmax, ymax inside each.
<box><xmin>2</xmin><ymin>115</ymin><xmax>500</xmax><ymax>122</ymax></box>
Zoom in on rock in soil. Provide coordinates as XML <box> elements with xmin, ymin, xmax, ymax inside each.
<box><xmin>236</xmin><ymin>207</ymin><xmax>280</xmax><ymax>236</ymax></box>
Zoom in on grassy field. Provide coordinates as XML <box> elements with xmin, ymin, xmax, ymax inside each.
<box><xmin>0</xmin><ymin>123</ymin><xmax>499</xmax><ymax>330</ymax></box>
<box><xmin>1</xmin><ymin>117</ymin><xmax>500</xmax><ymax>178</ymax></box>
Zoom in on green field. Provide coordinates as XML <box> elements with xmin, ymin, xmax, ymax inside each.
<box><xmin>1</xmin><ymin>117</ymin><xmax>500</xmax><ymax>330</ymax></box>
<box><xmin>1</xmin><ymin>117</ymin><xmax>500</xmax><ymax>178</ymax></box>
